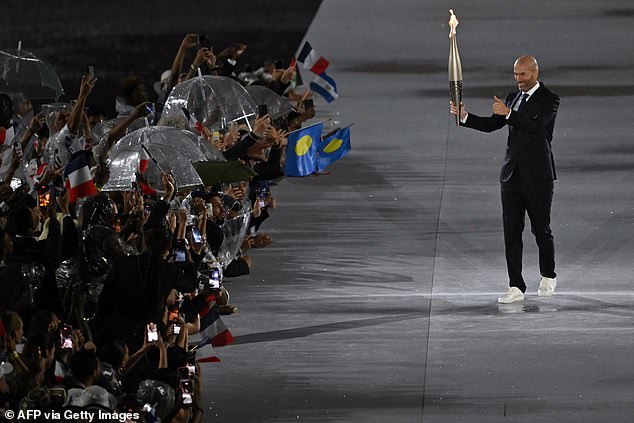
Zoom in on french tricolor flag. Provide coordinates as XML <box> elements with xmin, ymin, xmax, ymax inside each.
<box><xmin>64</xmin><ymin>151</ymin><xmax>98</xmax><ymax>203</ymax></box>
<box><xmin>181</xmin><ymin>107</ymin><xmax>205</xmax><ymax>135</ymax></box>
<box><xmin>297</xmin><ymin>41</ymin><xmax>330</xmax><ymax>76</ymax></box>
<box><xmin>136</xmin><ymin>149</ymin><xmax>158</xmax><ymax>197</ymax></box>
<box><xmin>192</xmin><ymin>340</ymin><xmax>222</xmax><ymax>364</ymax></box>
<box><xmin>200</xmin><ymin>306</ymin><xmax>234</xmax><ymax>348</ymax></box>
<box><xmin>310</xmin><ymin>71</ymin><xmax>338</xmax><ymax>103</ymax></box>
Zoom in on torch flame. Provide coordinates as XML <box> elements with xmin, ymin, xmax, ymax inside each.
<box><xmin>449</xmin><ymin>9</ymin><xmax>459</xmax><ymax>38</ymax></box>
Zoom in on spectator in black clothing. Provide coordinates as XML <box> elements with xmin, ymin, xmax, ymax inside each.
<box><xmin>4</xmin><ymin>204</ymin><xmax>63</xmax><ymax>316</ymax></box>
<box><xmin>94</xmin><ymin>177</ymin><xmax>198</xmax><ymax>343</ymax></box>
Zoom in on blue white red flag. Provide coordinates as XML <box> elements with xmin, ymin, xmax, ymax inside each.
<box><xmin>64</xmin><ymin>151</ymin><xmax>98</xmax><ymax>203</ymax></box>
<box><xmin>297</xmin><ymin>42</ymin><xmax>330</xmax><ymax>75</ymax></box>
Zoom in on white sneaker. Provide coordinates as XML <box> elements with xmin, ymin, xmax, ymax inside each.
<box><xmin>538</xmin><ymin>276</ymin><xmax>557</xmax><ymax>297</ymax></box>
<box><xmin>498</xmin><ymin>287</ymin><xmax>525</xmax><ymax>304</ymax></box>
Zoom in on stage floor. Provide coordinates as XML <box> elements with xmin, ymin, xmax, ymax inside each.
<box><xmin>201</xmin><ymin>1</ymin><xmax>634</xmax><ymax>421</ymax></box>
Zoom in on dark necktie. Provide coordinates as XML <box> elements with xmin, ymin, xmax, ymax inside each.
<box><xmin>513</xmin><ymin>93</ymin><xmax>528</xmax><ymax>112</ymax></box>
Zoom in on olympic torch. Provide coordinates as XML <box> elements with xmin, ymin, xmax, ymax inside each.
<box><xmin>448</xmin><ymin>9</ymin><xmax>463</xmax><ymax>126</ymax></box>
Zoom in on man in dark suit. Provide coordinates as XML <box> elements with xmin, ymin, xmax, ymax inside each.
<box><xmin>450</xmin><ymin>55</ymin><xmax>560</xmax><ymax>303</ymax></box>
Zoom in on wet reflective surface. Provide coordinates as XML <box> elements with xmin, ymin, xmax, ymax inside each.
<box><xmin>200</xmin><ymin>1</ymin><xmax>634</xmax><ymax>421</ymax></box>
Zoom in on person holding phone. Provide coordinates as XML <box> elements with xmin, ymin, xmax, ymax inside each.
<box><xmin>94</xmin><ymin>204</ymin><xmax>198</xmax><ymax>341</ymax></box>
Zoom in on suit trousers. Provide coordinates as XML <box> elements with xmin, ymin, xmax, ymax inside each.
<box><xmin>501</xmin><ymin>168</ymin><xmax>556</xmax><ymax>292</ymax></box>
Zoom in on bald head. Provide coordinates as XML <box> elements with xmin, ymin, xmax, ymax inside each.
<box><xmin>515</xmin><ymin>56</ymin><xmax>538</xmax><ymax>71</ymax></box>
<box><xmin>513</xmin><ymin>56</ymin><xmax>539</xmax><ymax>92</ymax></box>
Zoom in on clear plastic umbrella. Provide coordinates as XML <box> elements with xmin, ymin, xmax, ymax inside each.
<box><xmin>159</xmin><ymin>75</ymin><xmax>257</xmax><ymax>131</ymax></box>
<box><xmin>245</xmin><ymin>85</ymin><xmax>294</xmax><ymax>119</ymax></box>
<box><xmin>101</xmin><ymin>126</ymin><xmax>224</xmax><ymax>192</ymax></box>
<box><xmin>90</xmin><ymin>116</ymin><xmax>147</xmax><ymax>146</ymax></box>
<box><xmin>217</xmin><ymin>195</ymin><xmax>252</xmax><ymax>268</ymax></box>
<box><xmin>0</xmin><ymin>46</ymin><xmax>64</xmax><ymax>100</ymax></box>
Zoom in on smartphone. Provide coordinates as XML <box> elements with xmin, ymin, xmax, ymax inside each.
<box><xmin>38</xmin><ymin>185</ymin><xmax>52</xmax><ymax>208</ymax></box>
<box><xmin>256</xmin><ymin>181</ymin><xmax>270</xmax><ymax>207</ymax></box>
<box><xmin>257</xmin><ymin>104</ymin><xmax>268</xmax><ymax>118</ymax></box>
<box><xmin>257</xmin><ymin>187</ymin><xmax>268</xmax><ymax>207</ymax></box>
<box><xmin>191</xmin><ymin>225</ymin><xmax>203</xmax><ymax>243</ymax></box>
<box><xmin>303</xmin><ymin>99</ymin><xmax>314</xmax><ymax>110</ymax></box>
<box><xmin>205</xmin><ymin>203</ymin><xmax>213</xmax><ymax>216</ymax></box>
<box><xmin>146</xmin><ymin>323</ymin><xmax>158</xmax><ymax>342</ymax></box>
<box><xmin>60</xmin><ymin>324</ymin><xmax>73</xmax><ymax>350</ymax></box>
<box><xmin>186</xmin><ymin>355</ymin><xmax>196</xmax><ymax>375</ymax></box>
<box><xmin>274</xmin><ymin>59</ymin><xmax>285</xmax><ymax>70</ymax></box>
<box><xmin>198</xmin><ymin>34</ymin><xmax>211</xmax><ymax>50</ymax></box>
<box><xmin>174</xmin><ymin>247</ymin><xmax>186</xmax><ymax>263</ymax></box>
<box><xmin>173</xmin><ymin>324</ymin><xmax>181</xmax><ymax>335</ymax></box>
<box><xmin>85</xmin><ymin>66</ymin><xmax>94</xmax><ymax>78</ymax></box>
<box><xmin>174</xmin><ymin>239</ymin><xmax>187</xmax><ymax>262</ymax></box>
<box><xmin>177</xmin><ymin>367</ymin><xmax>193</xmax><ymax>405</ymax></box>
<box><xmin>168</xmin><ymin>305</ymin><xmax>179</xmax><ymax>322</ymax></box>
<box><xmin>208</xmin><ymin>267</ymin><xmax>220</xmax><ymax>289</ymax></box>
<box><xmin>179</xmin><ymin>379</ymin><xmax>193</xmax><ymax>406</ymax></box>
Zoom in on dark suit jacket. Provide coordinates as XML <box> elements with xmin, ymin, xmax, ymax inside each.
<box><xmin>462</xmin><ymin>83</ymin><xmax>560</xmax><ymax>182</ymax></box>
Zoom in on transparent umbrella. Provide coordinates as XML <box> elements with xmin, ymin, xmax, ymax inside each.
<box><xmin>245</xmin><ymin>85</ymin><xmax>294</xmax><ymax>119</ymax></box>
<box><xmin>0</xmin><ymin>46</ymin><xmax>64</xmax><ymax>100</ymax></box>
<box><xmin>101</xmin><ymin>126</ymin><xmax>224</xmax><ymax>192</ymax></box>
<box><xmin>217</xmin><ymin>195</ymin><xmax>252</xmax><ymax>268</ymax></box>
<box><xmin>90</xmin><ymin>117</ymin><xmax>147</xmax><ymax>146</ymax></box>
<box><xmin>159</xmin><ymin>75</ymin><xmax>257</xmax><ymax>132</ymax></box>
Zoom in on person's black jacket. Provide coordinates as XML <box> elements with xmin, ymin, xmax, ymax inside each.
<box><xmin>6</xmin><ymin>218</ymin><xmax>63</xmax><ymax>315</ymax></box>
<box><xmin>94</xmin><ymin>250</ymin><xmax>198</xmax><ymax>341</ymax></box>
<box><xmin>222</xmin><ymin>133</ymin><xmax>259</xmax><ymax>161</ymax></box>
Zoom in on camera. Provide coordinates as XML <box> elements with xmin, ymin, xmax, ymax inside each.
<box><xmin>60</xmin><ymin>324</ymin><xmax>73</xmax><ymax>350</ymax></box>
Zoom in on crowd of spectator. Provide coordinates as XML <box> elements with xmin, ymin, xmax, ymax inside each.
<box><xmin>0</xmin><ymin>33</ymin><xmax>318</xmax><ymax>422</ymax></box>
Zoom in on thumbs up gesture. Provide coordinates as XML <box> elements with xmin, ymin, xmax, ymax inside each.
<box><xmin>492</xmin><ymin>96</ymin><xmax>510</xmax><ymax>116</ymax></box>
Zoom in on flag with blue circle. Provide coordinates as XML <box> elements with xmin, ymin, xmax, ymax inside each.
<box><xmin>285</xmin><ymin>122</ymin><xmax>323</xmax><ymax>176</ymax></box>
<box><xmin>317</xmin><ymin>127</ymin><xmax>351</xmax><ymax>171</ymax></box>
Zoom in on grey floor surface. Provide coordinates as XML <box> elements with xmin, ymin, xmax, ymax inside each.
<box><xmin>201</xmin><ymin>1</ymin><xmax>634</xmax><ymax>422</ymax></box>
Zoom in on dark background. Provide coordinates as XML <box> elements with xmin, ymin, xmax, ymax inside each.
<box><xmin>1</xmin><ymin>0</ymin><xmax>321</xmax><ymax>116</ymax></box>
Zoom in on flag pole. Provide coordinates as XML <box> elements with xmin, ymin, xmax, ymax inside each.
<box><xmin>141</xmin><ymin>144</ymin><xmax>168</xmax><ymax>176</ymax></box>
<box><xmin>286</xmin><ymin>118</ymin><xmax>331</xmax><ymax>136</ymax></box>
<box><xmin>321</xmin><ymin>122</ymin><xmax>354</xmax><ymax>140</ymax></box>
